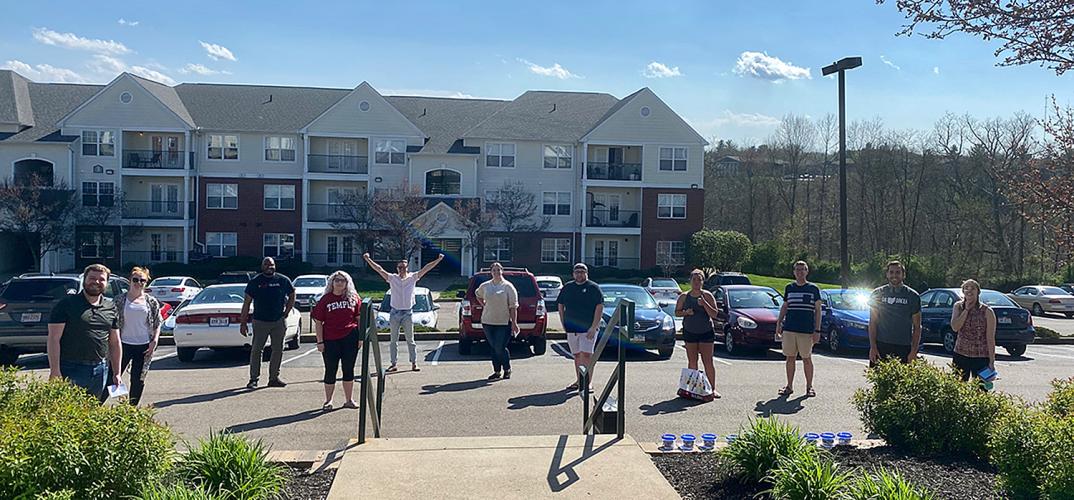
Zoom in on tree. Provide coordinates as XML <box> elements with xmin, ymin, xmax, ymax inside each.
<box><xmin>329</xmin><ymin>190</ymin><xmax>379</xmax><ymax>262</ymax></box>
<box><xmin>368</xmin><ymin>184</ymin><xmax>430</xmax><ymax>262</ymax></box>
<box><xmin>689</xmin><ymin>230</ymin><xmax>752</xmax><ymax>275</ymax></box>
<box><xmin>0</xmin><ymin>175</ymin><xmax>79</xmax><ymax>270</ymax></box>
<box><xmin>455</xmin><ymin>198</ymin><xmax>497</xmax><ymax>274</ymax></box>
<box><xmin>878</xmin><ymin>0</ymin><xmax>1074</xmax><ymax>75</ymax></box>
<box><xmin>488</xmin><ymin>181</ymin><xmax>550</xmax><ymax>233</ymax></box>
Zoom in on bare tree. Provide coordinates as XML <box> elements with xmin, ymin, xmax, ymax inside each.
<box><xmin>0</xmin><ymin>175</ymin><xmax>79</xmax><ymax>270</ymax></box>
<box><xmin>369</xmin><ymin>184</ymin><xmax>431</xmax><ymax>262</ymax></box>
<box><xmin>488</xmin><ymin>181</ymin><xmax>550</xmax><ymax>233</ymax></box>
<box><xmin>329</xmin><ymin>190</ymin><xmax>379</xmax><ymax>262</ymax></box>
<box><xmin>455</xmin><ymin>198</ymin><xmax>497</xmax><ymax>274</ymax></box>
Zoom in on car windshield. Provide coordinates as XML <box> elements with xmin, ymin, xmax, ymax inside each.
<box><xmin>150</xmin><ymin>278</ymin><xmax>183</xmax><ymax>286</ymax></box>
<box><xmin>717</xmin><ymin>275</ymin><xmax>751</xmax><ymax>285</ymax></box>
<box><xmin>0</xmin><ymin>279</ymin><xmax>79</xmax><ymax>301</ymax></box>
<box><xmin>1040</xmin><ymin>286</ymin><xmax>1070</xmax><ymax>296</ymax></box>
<box><xmin>829</xmin><ymin>291</ymin><xmax>870</xmax><ymax>310</ymax></box>
<box><xmin>381</xmin><ymin>293</ymin><xmax>433</xmax><ymax>313</ymax></box>
<box><xmin>191</xmin><ymin>287</ymin><xmax>247</xmax><ymax>305</ymax></box>
<box><xmin>294</xmin><ymin>277</ymin><xmax>326</xmax><ymax>288</ymax></box>
<box><xmin>601</xmin><ymin>287</ymin><xmax>659</xmax><ymax>309</ymax></box>
<box><xmin>977</xmin><ymin>291</ymin><xmax>1018</xmax><ymax>307</ymax></box>
<box><xmin>650</xmin><ymin>278</ymin><xmax>679</xmax><ymax>288</ymax></box>
<box><xmin>729</xmin><ymin>289</ymin><xmax>784</xmax><ymax>309</ymax></box>
<box><xmin>536</xmin><ymin>280</ymin><xmax>560</xmax><ymax>289</ymax></box>
<box><xmin>471</xmin><ymin>275</ymin><xmax>538</xmax><ymax>296</ymax></box>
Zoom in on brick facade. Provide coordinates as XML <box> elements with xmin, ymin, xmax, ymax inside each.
<box><xmin>197</xmin><ymin>178</ymin><xmax>303</xmax><ymax>258</ymax></box>
<box><xmin>639</xmin><ymin>187</ymin><xmax>704</xmax><ymax>270</ymax></box>
<box><xmin>480</xmin><ymin>231</ymin><xmax>578</xmax><ymax>273</ymax></box>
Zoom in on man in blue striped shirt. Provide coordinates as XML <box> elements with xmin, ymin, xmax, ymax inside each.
<box><xmin>775</xmin><ymin>261</ymin><xmax>823</xmax><ymax>398</ymax></box>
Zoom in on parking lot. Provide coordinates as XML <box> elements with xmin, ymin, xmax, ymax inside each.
<box><xmin>15</xmin><ymin>322</ymin><xmax>1074</xmax><ymax>451</ymax></box>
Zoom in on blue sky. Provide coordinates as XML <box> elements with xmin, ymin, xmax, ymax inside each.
<box><xmin>1</xmin><ymin>0</ymin><xmax>1066</xmax><ymax>144</ymax></box>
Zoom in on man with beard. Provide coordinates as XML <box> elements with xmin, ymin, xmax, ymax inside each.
<box><xmin>47</xmin><ymin>264</ymin><xmax>122</xmax><ymax>401</ymax></box>
<box><xmin>240</xmin><ymin>257</ymin><xmax>296</xmax><ymax>389</ymax></box>
<box><xmin>868</xmin><ymin>260</ymin><xmax>922</xmax><ymax>366</ymax></box>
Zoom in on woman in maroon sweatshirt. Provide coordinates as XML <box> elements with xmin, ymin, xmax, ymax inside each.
<box><xmin>311</xmin><ymin>271</ymin><xmax>362</xmax><ymax>411</ymax></box>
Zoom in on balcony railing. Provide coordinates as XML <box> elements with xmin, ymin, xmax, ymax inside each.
<box><xmin>308</xmin><ymin>204</ymin><xmax>366</xmax><ymax>223</ymax></box>
<box><xmin>308</xmin><ymin>154</ymin><xmax>369</xmax><ymax>174</ymax></box>
<box><xmin>121</xmin><ymin>250</ymin><xmax>183</xmax><ymax>265</ymax></box>
<box><xmin>586</xmin><ymin>162</ymin><xmax>642</xmax><ymax>181</ymax></box>
<box><xmin>582</xmin><ymin>256</ymin><xmax>640</xmax><ymax>270</ymax></box>
<box><xmin>584</xmin><ymin>209</ymin><xmax>640</xmax><ymax>228</ymax></box>
<box><xmin>122</xmin><ymin>200</ymin><xmax>194</xmax><ymax>219</ymax></box>
<box><xmin>306</xmin><ymin>252</ymin><xmax>364</xmax><ymax>267</ymax></box>
<box><xmin>123</xmin><ymin>149</ymin><xmax>186</xmax><ymax>170</ymax></box>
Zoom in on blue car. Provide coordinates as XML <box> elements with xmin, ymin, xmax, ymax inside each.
<box><xmin>920</xmin><ymin>288</ymin><xmax>1034</xmax><ymax>357</ymax></box>
<box><xmin>819</xmin><ymin>289</ymin><xmax>872</xmax><ymax>353</ymax></box>
<box><xmin>596</xmin><ymin>284</ymin><xmax>677</xmax><ymax>359</ymax></box>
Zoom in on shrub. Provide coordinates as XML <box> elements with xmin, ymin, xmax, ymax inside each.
<box><xmin>1045</xmin><ymin>377</ymin><xmax>1074</xmax><ymax>418</ymax></box>
<box><xmin>848</xmin><ymin>468</ymin><xmax>937</xmax><ymax>500</ymax></box>
<box><xmin>722</xmin><ymin>417</ymin><xmax>817</xmax><ymax>482</ymax></box>
<box><xmin>852</xmin><ymin>359</ymin><xmax>1013</xmax><ymax>460</ymax></box>
<box><xmin>35</xmin><ymin>491</ymin><xmax>77</xmax><ymax>500</ymax></box>
<box><xmin>764</xmin><ymin>451</ymin><xmax>851</xmax><ymax>500</ymax></box>
<box><xmin>690</xmin><ymin>230</ymin><xmax>752</xmax><ymax>273</ymax></box>
<box><xmin>990</xmin><ymin>404</ymin><xmax>1074</xmax><ymax>499</ymax></box>
<box><xmin>1036</xmin><ymin>327</ymin><xmax>1062</xmax><ymax>340</ymax></box>
<box><xmin>139</xmin><ymin>483</ymin><xmax>219</xmax><ymax>500</ymax></box>
<box><xmin>178</xmin><ymin>432</ymin><xmax>285</xmax><ymax>500</ymax></box>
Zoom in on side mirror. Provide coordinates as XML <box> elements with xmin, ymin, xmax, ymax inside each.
<box><xmin>371</xmin><ymin>304</ymin><xmax>380</xmax><ymax>312</ymax></box>
<box><xmin>433</xmin><ymin>304</ymin><xmax>441</xmax><ymax>311</ymax></box>
<box><xmin>456</xmin><ymin>290</ymin><xmax>466</xmax><ymax>299</ymax></box>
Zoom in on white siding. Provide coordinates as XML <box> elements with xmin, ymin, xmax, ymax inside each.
<box><xmin>0</xmin><ymin>143</ymin><xmax>73</xmax><ymax>185</ymax></box>
<box><xmin>305</xmin><ymin>83</ymin><xmax>424</xmax><ymax>137</ymax></box>
<box><xmin>196</xmin><ymin>131</ymin><xmax>305</xmax><ymax>178</ymax></box>
<box><xmin>61</xmin><ymin>75</ymin><xmax>189</xmax><ymax>131</ymax></box>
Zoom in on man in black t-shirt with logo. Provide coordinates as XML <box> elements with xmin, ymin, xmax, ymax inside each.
<box><xmin>868</xmin><ymin>260</ymin><xmax>922</xmax><ymax>367</ymax></box>
<box><xmin>240</xmin><ymin>257</ymin><xmax>296</xmax><ymax>389</ymax></box>
<box><xmin>775</xmin><ymin>261</ymin><xmax>823</xmax><ymax>398</ymax></box>
<box><xmin>47</xmin><ymin>264</ymin><xmax>122</xmax><ymax>402</ymax></box>
<box><xmin>556</xmin><ymin>263</ymin><xmax>604</xmax><ymax>391</ymax></box>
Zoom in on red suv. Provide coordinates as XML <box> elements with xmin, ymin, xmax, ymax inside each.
<box><xmin>457</xmin><ymin>267</ymin><xmax>547</xmax><ymax>355</ymax></box>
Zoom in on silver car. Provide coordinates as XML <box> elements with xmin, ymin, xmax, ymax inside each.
<box><xmin>147</xmin><ymin>276</ymin><xmax>203</xmax><ymax>305</ymax></box>
<box><xmin>642</xmin><ymin>277</ymin><xmax>682</xmax><ymax>303</ymax></box>
<box><xmin>1008</xmin><ymin>285</ymin><xmax>1074</xmax><ymax>317</ymax></box>
<box><xmin>535</xmin><ymin>276</ymin><xmax>562</xmax><ymax>307</ymax></box>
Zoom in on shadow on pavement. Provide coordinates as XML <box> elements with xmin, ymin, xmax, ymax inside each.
<box><xmin>917</xmin><ymin>345</ymin><xmax>1029</xmax><ymax>363</ymax></box>
<box><xmin>423</xmin><ymin>341</ymin><xmax>535</xmax><ymax>363</ymax></box>
<box><xmin>224</xmin><ymin>408</ymin><xmax>329</xmax><ymax>433</ymax></box>
<box><xmin>507</xmin><ymin>388</ymin><xmax>575</xmax><ymax>410</ymax></box>
<box><xmin>546</xmin><ymin>434</ymin><xmax>621</xmax><ymax>493</ymax></box>
<box><xmin>419</xmin><ymin>378</ymin><xmax>492</xmax><ymax>395</ymax></box>
<box><xmin>639</xmin><ymin>397</ymin><xmax>707</xmax><ymax>416</ymax></box>
<box><xmin>151</xmin><ymin>348</ymin><xmax>252</xmax><ymax>370</ymax></box>
<box><xmin>754</xmin><ymin>393</ymin><xmax>808</xmax><ymax>416</ymax></box>
<box><xmin>15</xmin><ymin>353</ymin><xmax>48</xmax><ymax>370</ymax></box>
<box><xmin>152</xmin><ymin>387</ymin><xmax>250</xmax><ymax>409</ymax></box>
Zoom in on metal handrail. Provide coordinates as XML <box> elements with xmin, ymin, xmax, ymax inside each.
<box><xmin>357</xmin><ymin>298</ymin><xmax>386</xmax><ymax>444</ymax></box>
<box><xmin>578</xmin><ymin>299</ymin><xmax>633</xmax><ymax>438</ymax></box>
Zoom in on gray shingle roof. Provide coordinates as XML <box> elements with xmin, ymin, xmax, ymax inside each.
<box><xmin>386</xmin><ymin>95</ymin><xmax>508</xmax><ymax>154</ymax></box>
<box><xmin>461</xmin><ymin>90</ymin><xmax>619</xmax><ymax>143</ymax></box>
<box><xmin>0</xmin><ymin>71</ymin><xmax>34</xmax><ymax>127</ymax></box>
<box><xmin>130</xmin><ymin>74</ymin><xmax>195</xmax><ymax>127</ymax></box>
<box><xmin>1</xmin><ymin>77</ymin><xmax>102</xmax><ymax>143</ymax></box>
<box><xmin>175</xmin><ymin>83</ymin><xmax>349</xmax><ymax>133</ymax></box>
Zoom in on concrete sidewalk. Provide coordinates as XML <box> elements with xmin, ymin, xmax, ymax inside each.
<box><xmin>327</xmin><ymin>434</ymin><xmax>678</xmax><ymax>499</ymax></box>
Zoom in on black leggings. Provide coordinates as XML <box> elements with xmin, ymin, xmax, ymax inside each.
<box><xmin>120</xmin><ymin>342</ymin><xmax>150</xmax><ymax>406</ymax></box>
<box><xmin>953</xmin><ymin>353</ymin><xmax>990</xmax><ymax>382</ymax></box>
<box><xmin>322</xmin><ymin>330</ymin><xmax>360</xmax><ymax>384</ymax></box>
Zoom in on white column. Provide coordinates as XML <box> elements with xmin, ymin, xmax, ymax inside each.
<box><xmin>579</xmin><ymin>141</ymin><xmax>587</xmax><ymax>265</ymax></box>
<box><xmin>184</xmin><ymin>131</ymin><xmax>191</xmax><ymax>170</ymax></box>
<box><xmin>302</xmin><ymin>135</ymin><xmax>310</xmax><ymax>261</ymax></box>
<box><xmin>183</xmin><ymin>176</ymin><xmax>191</xmax><ymax>264</ymax></box>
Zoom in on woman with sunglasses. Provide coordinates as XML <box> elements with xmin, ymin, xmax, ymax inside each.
<box><xmin>311</xmin><ymin>270</ymin><xmax>363</xmax><ymax>411</ymax></box>
<box><xmin>114</xmin><ymin>266</ymin><xmax>164</xmax><ymax>405</ymax></box>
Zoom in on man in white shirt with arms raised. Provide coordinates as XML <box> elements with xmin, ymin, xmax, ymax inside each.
<box><xmin>364</xmin><ymin>253</ymin><xmax>444</xmax><ymax>372</ymax></box>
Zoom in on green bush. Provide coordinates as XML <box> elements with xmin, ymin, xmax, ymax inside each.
<box><xmin>852</xmin><ymin>359</ymin><xmax>1013</xmax><ymax>460</ymax></box>
<box><xmin>34</xmin><ymin>491</ymin><xmax>77</xmax><ymax>500</ymax></box>
<box><xmin>178</xmin><ymin>432</ymin><xmax>285</xmax><ymax>500</ymax></box>
<box><xmin>0</xmin><ymin>369</ymin><xmax>176</xmax><ymax>500</ymax></box>
<box><xmin>690</xmin><ymin>230</ymin><xmax>752</xmax><ymax>273</ymax></box>
<box><xmin>764</xmin><ymin>451</ymin><xmax>851</xmax><ymax>500</ymax></box>
<box><xmin>1045</xmin><ymin>377</ymin><xmax>1074</xmax><ymax>418</ymax></box>
<box><xmin>1036</xmin><ymin>327</ymin><xmax>1062</xmax><ymax>340</ymax></box>
<box><xmin>139</xmin><ymin>483</ymin><xmax>219</xmax><ymax>500</ymax></box>
<box><xmin>848</xmin><ymin>468</ymin><xmax>936</xmax><ymax>500</ymax></box>
<box><xmin>743</xmin><ymin>240</ymin><xmax>786</xmax><ymax>277</ymax></box>
<box><xmin>722</xmin><ymin>417</ymin><xmax>817</xmax><ymax>482</ymax></box>
<box><xmin>990</xmin><ymin>403</ymin><xmax>1074</xmax><ymax>499</ymax></box>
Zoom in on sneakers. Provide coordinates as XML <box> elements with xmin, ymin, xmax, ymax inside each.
<box><xmin>267</xmin><ymin>378</ymin><xmax>287</xmax><ymax>388</ymax></box>
<box><xmin>487</xmin><ymin>372</ymin><xmax>502</xmax><ymax>381</ymax></box>
<box><xmin>246</xmin><ymin>379</ymin><xmax>258</xmax><ymax>390</ymax></box>
<box><xmin>503</xmin><ymin>370</ymin><xmax>512</xmax><ymax>380</ymax></box>
<box><xmin>322</xmin><ymin>401</ymin><xmax>334</xmax><ymax>411</ymax></box>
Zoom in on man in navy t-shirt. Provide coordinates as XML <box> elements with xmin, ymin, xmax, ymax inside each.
<box><xmin>240</xmin><ymin>257</ymin><xmax>296</xmax><ymax>389</ymax></box>
<box><xmin>775</xmin><ymin>260</ymin><xmax>823</xmax><ymax>398</ymax></box>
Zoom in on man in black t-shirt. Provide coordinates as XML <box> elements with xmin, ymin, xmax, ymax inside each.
<box><xmin>556</xmin><ymin>263</ymin><xmax>604</xmax><ymax>391</ymax></box>
<box><xmin>47</xmin><ymin>264</ymin><xmax>122</xmax><ymax>402</ymax></box>
<box><xmin>240</xmin><ymin>257</ymin><xmax>296</xmax><ymax>389</ymax></box>
<box><xmin>775</xmin><ymin>261</ymin><xmax>823</xmax><ymax>398</ymax></box>
<box><xmin>868</xmin><ymin>260</ymin><xmax>922</xmax><ymax>366</ymax></box>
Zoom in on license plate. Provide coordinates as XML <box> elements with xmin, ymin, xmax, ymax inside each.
<box><xmin>209</xmin><ymin>317</ymin><xmax>229</xmax><ymax>327</ymax></box>
<box><xmin>998</xmin><ymin>317</ymin><xmax>1012</xmax><ymax>324</ymax></box>
<box><xmin>156</xmin><ymin>290</ymin><xmax>168</xmax><ymax>295</ymax></box>
<box><xmin>21</xmin><ymin>313</ymin><xmax>41</xmax><ymax>323</ymax></box>
<box><xmin>631</xmin><ymin>334</ymin><xmax>645</xmax><ymax>342</ymax></box>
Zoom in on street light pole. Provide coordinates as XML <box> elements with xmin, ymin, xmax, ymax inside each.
<box><xmin>821</xmin><ymin>57</ymin><xmax>862</xmax><ymax>289</ymax></box>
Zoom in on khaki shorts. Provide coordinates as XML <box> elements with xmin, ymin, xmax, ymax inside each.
<box><xmin>781</xmin><ymin>331</ymin><xmax>815</xmax><ymax>358</ymax></box>
<box><xmin>566</xmin><ymin>332</ymin><xmax>596</xmax><ymax>354</ymax></box>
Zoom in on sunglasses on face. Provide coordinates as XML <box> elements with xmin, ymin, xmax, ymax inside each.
<box><xmin>332</xmin><ymin>278</ymin><xmax>347</xmax><ymax>283</ymax></box>
<box><xmin>131</xmin><ymin>277</ymin><xmax>147</xmax><ymax>283</ymax></box>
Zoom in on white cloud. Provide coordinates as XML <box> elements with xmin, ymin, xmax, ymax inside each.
<box><xmin>32</xmin><ymin>27</ymin><xmax>131</xmax><ymax>55</ymax></box>
<box><xmin>880</xmin><ymin>55</ymin><xmax>902</xmax><ymax>71</ymax></box>
<box><xmin>180</xmin><ymin>63</ymin><xmax>230</xmax><ymax>76</ymax></box>
<box><xmin>382</xmin><ymin>88</ymin><xmax>504</xmax><ymax>100</ymax></box>
<box><xmin>86</xmin><ymin>54</ymin><xmax>175</xmax><ymax>84</ymax></box>
<box><xmin>643</xmin><ymin>61</ymin><xmax>682</xmax><ymax>78</ymax></box>
<box><xmin>732</xmin><ymin>51</ymin><xmax>811</xmax><ymax>81</ymax></box>
<box><xmin>129</xmin><ymin>66</ymin><xmax>175</xmax><ymax>85</ymax></box>
<box><xmin>1</xmin><ymin>59</ymin><xmax>88</xmax><ymax>83</ymax></box>
<box><xmin>199</xmin><ymin>41</ymin><xmax>236</xmax><ymax>62</ymax></box>
<box><xmin>517</xmin><ymin>58</ymin><xmax>580</xmax><ymax>79</ymax></box>
<box><xmin>933</xmin><ymin>66</ymin><xmax>941</xmax><ymax>75</ymax></box>
<box><xmin>117</xmin><ymin>18</ymin><xmax>139</xmax><ymax>27</ymax></box>
<box><xmin>688</xmin><ymin>110</ymin><xmax>782</xmax><ymax>141</ymax></box>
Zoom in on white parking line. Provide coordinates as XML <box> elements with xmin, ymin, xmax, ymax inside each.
<box><xmin>151</xmin><ymin>352</ymin><xmax>177</xmax><ymax>362</ymax></box>
<box><xmin>675</xmin><ymin>344</ymin><xmax>734</xmax><ymax>365</ymax></box>
<box><xmin>431</xmin><ymin>341</ymin><xmax>445</xmax><ymax>366</ymax></box>
<box><xmin>1031</xmin><ymin>344</ymin><xmax>1074</xmax><ymax>353</ymax></box>
<box><xmin>281</xmin><ymin>347</ymin><xmax>318</xmax><ymax>365</ymax></box>
<box><xmin>1025</xmin><ymin>350</ymin><xmax>1074</xmax><ymax>360</ymax></box>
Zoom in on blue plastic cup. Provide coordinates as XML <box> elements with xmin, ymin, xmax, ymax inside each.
<box><xmin>680</xmin><ymin>434</ymin><xmax>696</xmax><ymax>451</ymax></box>
<box><xmin>726</xmin><ymin>434</ymin><xmax>738</xmax><ymax>444</ymax></box>
<box><xmin>804</xmin><ymin>432</ymin><xmax>820</xmax><ymax>445</ymax></box>
<box><xmin>837</xmin><ymin>432</ymin><xmax>853</xmax><ymax>446</ymax></box>
<box><xmin>702</xmin><ymin>433</ymin><xmax>717</xmax><ymax>449</ymax></box>
<box><xmin>820</xmin><ymin>432</ymin><xmax>836</xmax><ymax>449</ymax></box>
<box><xmin>661</xmin><ymin>434</ymin><xmax>676</xmax><ymax>449</ymax></box>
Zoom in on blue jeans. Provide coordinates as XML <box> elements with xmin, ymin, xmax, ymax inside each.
<box><xmin>388</xmin><ymin>309</ymin><xmax>416</xmax><ymax>365</ymax></box>
<box><xmin>60</xmin><ymin>359</ymin><xmax>107</xmax><ymax>402</ymax></box>
<box><xmin>484</xmin><ymin>324</ymin><xmax>512</xmax><ymax>373</ymax></box>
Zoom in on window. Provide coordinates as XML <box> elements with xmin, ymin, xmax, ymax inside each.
<box><xmin>119</xmin><ymin>91</ymin><xmax>133</xmax><ymax>104</ymax></box>
<box><xmin>81</xmin><ymin>130</ymin><xmax>115</xmax><ymax>156</ymax></box>
<box><xmin>375</xmin><ymin>139</ymin><xmax>406</xmax><ymax>165</ymax></box>
<box><xmin>264</xmin><ymin>136</ymin><xmax>296</xmax><ymax>162</ymax></box>
<box><xmin>656</xmin><ymin>241</ymin><xmax>686</xmax><ymax>266</ymax></box>
<box><xmin>541</xmin><ymin>238</ymin><xmax>571</xmax><ymax>263</ymax></box>
<box><xmin>543</xmin><ymin>145</ymin><xmax>572</xmax><ymax>169</ymax></box>
<box><xmin>542</xmin><ymin>192</ymin><xmax>571</xmax><ymax>216</ymax></box>
<box><xmin>207</xmin><ymin>183</ymin><xmax>238</xmax><ymax>209</ymax></box>
<box><xmin>485</xmin><ymin>143</ymin><xmax>515</xmax><ymax>168</ymax></box>
<box><xmin>206</xmin><ymin>232</ymin><xmax>237</xmax><ymax>257</ymax></box>
<box><xmin>425</xmin><ymin>169</ymin><xmax>461</xmax><ymax>195</ymax></box>
<box><xmin>81</xmin><ymin>181</ymin><xmax>115</xmax><ymax>207</ymax></box>
<box><xmin>207</xmin><ymin>134</ymin><xmax>239</xmax><ymax>160</ymax></box>
<box><xmin>264</xmin><ymin>184</ymin><xmax>296</xmax><ymax>210</ymax></box>
<box><xmin>659</xmin><ymin>147</ymin><xmax>688</xmax><ymax>171</ymax></box>
<box><xmin>483</xmin><ymin>236</ymin><xmax>512</xmax><ymax>262</ymax></box>
<box><xmin>263</xmin><ymin>233</ymin><xmax>295</xmax><ymax>259</ymax></box>
<box><xmin>657</xmin><ymin>193</ymin><xmax>687</xmax><ymax>219</ymax></box>
<box><xmin>79</xmin><ymin>231</ymin><xmax>115</xmax><ymax>259</ymax></box>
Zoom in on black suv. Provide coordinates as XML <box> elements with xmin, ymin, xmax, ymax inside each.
<box><xmin>0</xmin><ymin>273</ymin><xmax>130</xmax><ymax>365</ymax></box>
<box><xmin>216</xmin><ymin>271</ymin><xmax>258</xmax><ymax>284</ymax></box>
<box><xmin>704</xmin><ymin>272</ymin><xmax>751</xmax><ymax>292</ymax></box>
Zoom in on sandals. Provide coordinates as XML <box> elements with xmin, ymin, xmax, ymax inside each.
<box><xmin>343</xmin><ymin>400</ymin><xmax>358</xmax><ymax>409</ymax></box>
<box><xmin>412</xmin><ymin>364</ymin><xmax>421</xmax><ymax>372</ymax></box>
<box><xmin>566</xmin><ymin>381</ymin><xmax>579</xmax><ymax>391</ymax></box>
<box><xmin>322</xmin><ymin>402</ymin><xmax>334</xmax><ymax>411</ymax></box>
<box><xmin>778</xmin><ymin>386</ymin><xmax>794</xmax><ymax>396</ymax></box>
<box><xmin>806</xmin><ymin>387</ymin><xmax>816</xmax><ymax>398</ymax></box>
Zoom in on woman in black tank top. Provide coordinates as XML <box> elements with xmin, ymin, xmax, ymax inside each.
<box><xmin>675</xmin><ymin>269</ymin><xmax>721</xmax><ymax>398</ymax></box>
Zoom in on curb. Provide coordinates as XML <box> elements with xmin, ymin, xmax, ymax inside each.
<box><xmin>1034</xmin><ymin>337</ymin><xmax>1074</xmax><ymax>345</ymax></box>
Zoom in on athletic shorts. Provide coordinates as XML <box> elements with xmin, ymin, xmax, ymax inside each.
<box><xmin>781</xmin><ymin>331</ymin><xmax>815</xmax><ymax>358</ymax></box>
<box><xmin>566</xmin><ymin>331</ymin><xmax>596</xmax><ymax>354</ymax></box>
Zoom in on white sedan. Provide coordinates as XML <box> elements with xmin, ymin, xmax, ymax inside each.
<box><xmin>292</xmin><ymin>274</ymin><xmax>329</xmax><ymax>310</ymax></box>
<box><xmin>147</xmin><ymin>276</ymin><xmax>203</xmax><ymax>304</ymax></box>
<box><xmin>173</xmin><ymin>284</ymin><xmax>301</xmax><ymax>362</ymax></box>
<box><xmin>535</xmin><ymin>275</ymin><xmax>563</xmax><ymax>306</ymax></box>
<box><xmin>376</xmin><ymin>287</ymin><xmax>439</xmax><ymax>330</ymax></box>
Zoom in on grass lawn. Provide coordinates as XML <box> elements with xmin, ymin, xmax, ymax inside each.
<box><xmin>674</xmin><ymin>274</ymin><xmax>841</xmax><ymax>291</ymax></box>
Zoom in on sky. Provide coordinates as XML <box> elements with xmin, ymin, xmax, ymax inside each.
<box><xmin>0</xmin><ymin>0</ymin><xmax>1067</xmax><ymax>145</ymax></box>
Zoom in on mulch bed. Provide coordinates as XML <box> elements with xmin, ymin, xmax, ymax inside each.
<box><xmin>651</xmin><ymin>445</ymin><xmax>1005</xmax><ymax>499</ymax></box>
<box><xmin>280</xmin><ymin>464</ymin><xmax>337</xmax><ymax>500</ymax></box>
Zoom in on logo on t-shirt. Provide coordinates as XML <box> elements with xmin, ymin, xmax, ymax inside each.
<box><xmin>884</xmin><ymin>296</ymin><xmax>909</xmax><ymax>305</ymax></box>
<box><xmin>326</xmin><ymin>300</ymin><xmax>350</xmax><ymax>312</ymax></box>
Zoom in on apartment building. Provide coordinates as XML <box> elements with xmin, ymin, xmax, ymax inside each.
<box><xmin>0</xmin><ymin>70</ymin><xmax>707</xmax><ymax>276</ymax></box>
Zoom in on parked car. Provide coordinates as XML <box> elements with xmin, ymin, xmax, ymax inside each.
<box><xmin>595</xmin><ymin>284</ymin><xmax>676</xmax><ymax>359</ymax></box>
<box><xmin>1008</xmin><ymin>285</ymin><xmax>1074</xmax><ymax>317</ymax></box>
<box><xmin>922</xmin><ymin>288</ymin><xmax>1034</xmax><ymax>357</ymax></box>
<box><xmin>376</xmin><ymin>287</ymin><xmax>439</xmax><ymax>329</ymax></box>
<box><xmin>641</xmin><ymin>277</ymin><xmax>682</xmax><ymax>303</ymax></box>
<box><xmin>160</xmin><ymin>299</ymin><xmax>190</xmax><ymax>336</ymax></box>
<box><xmin>712</xmin><ymin>284</ymin><xmax>783</xmax><ymax>355</ymax></box>
<box><xmin>216</xmin><ymin>271</ymin><xmax>258</xmax><ymax>284</ymax></box>
<box><xmin>704</xmin><ymin>272</ymin><xmax>751</xmax><ymax>292</ymax></box>
<box><xmin>535</xmin><ymin>275</ymin><xmax>563</xmax><ymax>308</ymax></box>
<box><xmin>1060</xmin><ymin>283</ymin><xmax>1074</xmax><ymax>295</ymax></box>
<box><xmin>0</xmin><ymin>273</ymin><xmax>129</xmax><ymax>365</ymax></box>
<box><xmin>292</xmin><ymin>274</ymin><xmax>329</xmax><ymax>311</ymax></box>
<box><xmin>457</xmin><ymin>267</ymin><xmax>547</xmax><ymax>355</ymax></box>
<box><xmin>819</xmin><ymin>289</ymin><xmax>872</xmax><ymax>353</ymax></box>
<box><xmin>147</xmin><ymin>276</ymin><xmax>203</xmax><ymax>305</ymax></box>
<box><xmin>172</xmin><ymin>284</ymin><xmax>301</xmax><ymax>363</ymax></box>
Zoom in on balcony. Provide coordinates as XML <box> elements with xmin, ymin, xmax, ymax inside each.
<box><xmin>308</xmin><ymin>203</ymin><xmax>366</xmax><ymax>223</ymax></box>
<box><xmin>582</xmin><ymin>256</ymin><xmax>640</xmax><ymax>270</ymax></box>
<box><xmin>122</xmin><ymin>200</ymin><xmax>194</xmax><ymax>220</ymax></box>
<box><xmin>584</xmin><ymin>209</ymin><xmax>640</xmax><ymax>228</ymax></box>
<box><xmin>586</xmin><ymin>162</ymin><xmax>642</xmax><ymax>181</ymax></box>
<box><xmin>305</xmin><ymin>252</ymin><xmax>363</xmax><ymax>267</ymax></box>
<box><xmin>308</xmin><ymin>154</ymin><xmax>369</xmax><ymax>174</ymax></box>
<box><xmin>121</xmin><ymin>250</ymin><xmax>183</xmax><ymax>265</ymax></box>
<box><xmin>123</xmin><ymin>150</ymin><xmax>186</xmax><ymax>170</ymax></box>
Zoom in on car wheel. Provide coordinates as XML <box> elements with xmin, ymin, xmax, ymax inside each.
<box><xmin>657</xmin><ymin>346</ymin><xmax>674</xmax><ymax>359</ymax></box>
<box><xmin>0</xmin><ymin>348</ymin><xmax>19</xmax><ymax>366</ymax></box>
<box><xmin>459</xmin><ymin>337</ymin><xmax>473</xmax><ymax>355</ymax></box>
<box><xmin>177</xmin><ymin>347</ymin><xmax>198</xmax><ymax>363</ymax></box>
<box><xmin>724</xmin><ymin>328</ymin><xmax>738</xmax><ymax>356</ymax></box>
<box><xmin>1065</xmin><ymin>313</ymin><xmax>1074</xmax><ymax>319</ymax></box>
<box><xmin>942</xmin><ymin>329</ymin><xmax>957</xmax><ymax>354</ymax></box>
<box><xmin>1005</xmin><ymin>344</ymin><xmax>1027</xmax><ymax>357</ymax></box>
<box><xmin>530</xmin><ymin>336</ymin><xmax>547</xmax><ymax>355</ymax></box>
<box><xmin>827</xmin><ymin>327</ymin><xmax>841</xmax><ymax>354</ymax></box>
<box><xmin>1032</xmin><ymin>303</ymin><xmax>1045</xmax><ymax>316</ymax></box>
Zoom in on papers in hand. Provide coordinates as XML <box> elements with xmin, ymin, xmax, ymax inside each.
<box><xmin>107</xmin><ymin>383</ymin><xmax>129</xmax><ymax>399</ymax></box>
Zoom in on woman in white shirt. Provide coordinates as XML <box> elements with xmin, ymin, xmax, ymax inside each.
<box><xmin>475</xmin><ymin>262</ymin><xmax>519</xmax><ymax>380</ymax></box>
<box><xmin>114</xmin><ymin>266</ymin><xmax>163</xmax><ymax>405</ymax></box>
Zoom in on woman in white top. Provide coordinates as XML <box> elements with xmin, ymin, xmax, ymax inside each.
<box><xmin>114</xmin><ymin>266</ymin><xmax>163</xmax><ymax>405</ymax></box>
<box><xmin>475</xmin><ymin>262</ymin><xmax>519</xmax><ymax>380</ymax></box>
